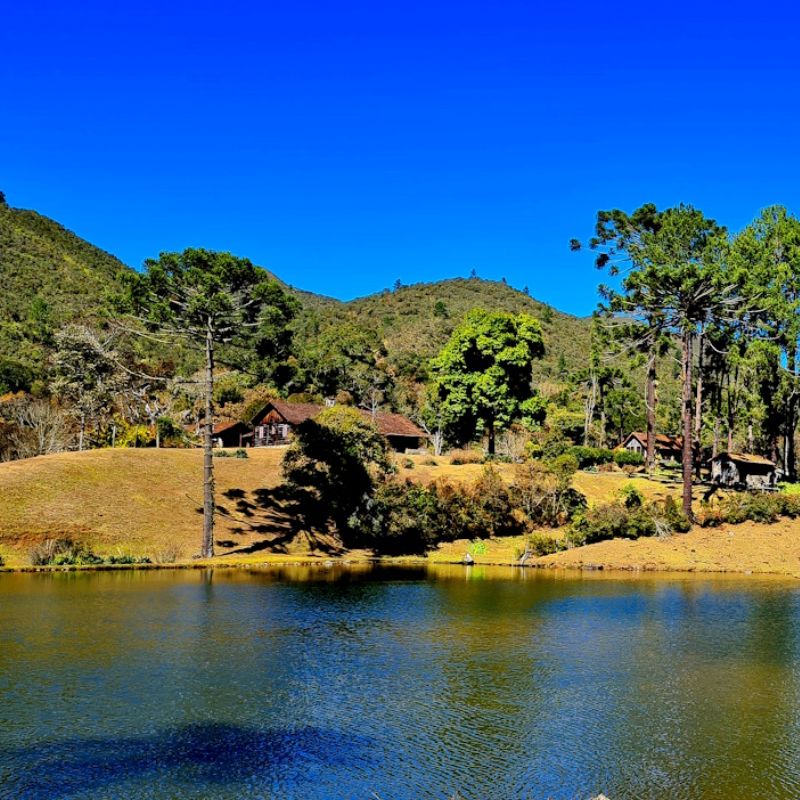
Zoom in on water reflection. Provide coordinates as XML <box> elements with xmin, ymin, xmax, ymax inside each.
<box><xmin>1</xmin><ymin>566</ymin><xmax>800</xmax><ymax>799</ymax></box>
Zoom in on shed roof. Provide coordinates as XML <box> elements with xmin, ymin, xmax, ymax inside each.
<box><xmin>625</xmin><ymin>431</ymin><xmax>684</xmax><ymax>450</ymax></box>
<box><xmin>370</xmin><ymin>411</ymin><xmax>425</xmax><ymax>438</ymax></box>
<box><xmin>212</xmin><ymin>420</ymin><xmax>250</xmax><ymax>435</ymax></box>
<box><xmin>713</xmin><ymin>451</ymin><xmax>775</xmax><ymax>468</ymax></box>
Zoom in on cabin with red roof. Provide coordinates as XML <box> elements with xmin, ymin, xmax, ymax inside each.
<box><xmin>250</xmin><ymin>400</ymin><xmax>427</xmax><ymax>452</ymax></box>
<box><xmin>621</xmin><ymin>431</ymin><xmax>684</xmax><ymax>462</ymax></box>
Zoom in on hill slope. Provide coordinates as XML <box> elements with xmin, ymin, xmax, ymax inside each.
<box><xmin>0</xmin><ymin>200</ymin><xmax>131</xmax><ymax>384</ymax></box>
<box><xmin>1</xmin><ymin>448</ymin><xmax>796</xmax><ymax>576</ymax></box>
<box><xmin>310</xmin><ymin>277</ymin><xmax>591</xmax><ymax>376</ymax></box>
<box><xmin>0</xmin><ymin>199</ymin><xmax>591</xmax><ymax>391</ymax></box>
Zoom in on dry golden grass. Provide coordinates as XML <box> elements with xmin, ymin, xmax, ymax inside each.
<box><xmin>3</xmin><ymin>448</ymin><xmax>800</xmax><ymax>577</ymax></box>
<box><xmin>0</xmin><ymin>448</ymin><xmax>340</xmax><ymax>567</ymax></box>
<box><xmin>539</xmin><ymin>519</ymin><xmax>800</xmax><ymax>577</ymax></box>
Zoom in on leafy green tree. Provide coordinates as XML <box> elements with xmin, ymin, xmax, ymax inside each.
<box><xmin>282</xmin><ymin>405</ymin><xmax>391</xmax><ymax>542</ymax></box>
<box><xmin>431</xmin><ymin>309</ymin><xmax>545</xmax><ymax>454</ymax></box>
<box><xmin>296</xmin><ymin>320</ymin><xmax>392</xmax><ymax>409</ymax></box>
<box><xmin>0</xmin><ymin>358</ymin><xmax>33</xmax><ymax>394</ymax></box>
<box><xmin>122</xmin><ymin>248</ymin><xmax>297</xmax><ymax>558</ymax></box>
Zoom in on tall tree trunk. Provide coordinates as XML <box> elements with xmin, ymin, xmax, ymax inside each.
<box><xmin>694</xmin><ymin>331</ymin><xmax>704</xmax><ymax>443</ymax></box>
<box><xmin>487</xmin><ymin>418</ymin><xmax>495</xmax><ymax>455</ymax></box>
<box><xmin>202</xmin><ymin>324</ymin><xmax>215</xmax><ymax>559</ymax></box>
<box><xmin>786</xmin><ymin>352</ymin><xmax>797</xmax><ymax>481</ymax></box>
<box><xmin>646</xmin><ymin>349</ymin><xmax>657</xmax><ymax>473</ymax></box>
<box><xmin>694</xmin><ymin>333</ymin><xmax>704</xmax><ymax>480</ymax></box>
<box><xmin>79</xmin><ymin>413</ymin><xmax>85</xmax><ymax>452</ymax></box>
<box><xmin>584</xmin><ymin>374</ymin><xmax>597</xmax><ymax>446</ymax></box>
<box><xmin>681</xmin><ymin>332</ymin><xmax>694</xmax><ymax>520</ymax></box>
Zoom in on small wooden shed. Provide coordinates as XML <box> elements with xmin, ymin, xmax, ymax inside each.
<box><xmin>710</xmin><ymin>452</ymin><xmax>777</xmax><ymax>490</ymax></box>
<box><xmin>211</xmin><ymin>421</ymin><xmax>251</xmax><ymax>449</ymax></box>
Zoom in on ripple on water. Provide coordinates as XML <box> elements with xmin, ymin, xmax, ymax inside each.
<box><xmin>1</xmin><ymin>567</ymin><xmax>800</xmax><ymax>799</ymax></box>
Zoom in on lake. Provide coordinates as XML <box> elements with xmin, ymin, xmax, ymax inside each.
<box><xmin>1</xmin><ymin>565</ymin><xmax>799</xmax><ymax>799</ymax></box>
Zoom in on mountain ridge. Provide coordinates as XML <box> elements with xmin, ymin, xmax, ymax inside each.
<box><xmin>0</xmin><ymin>199</ymin><xmax>591</xmax><ymax>387</ymax></box>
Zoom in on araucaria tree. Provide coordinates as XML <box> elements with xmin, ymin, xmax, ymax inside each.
<box><xmin>431</xmin><ymin>309</ymin><xmax>545</xmax><ymax>454</ymax></box>
<box><xmin>580</xmin><ymin>204</ymin><xmax>738</xmax><ymax>518</ymax></box>
<box><xmin>123</xmin><ymin>249</ymin><xmax>298</xmax><ymax>558</ymax></box>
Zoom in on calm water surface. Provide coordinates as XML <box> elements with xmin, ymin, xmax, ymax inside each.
<box><xmin>1</xmin><ymin>565</ymin><xmax>799</xmax><ymax>799</ymax></box>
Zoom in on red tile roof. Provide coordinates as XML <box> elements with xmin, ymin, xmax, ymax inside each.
<box><xmin>260</xmin><ymin>400</ymin><xmax>324</xmax><ymax>425</ymax></box>
<box><xmin>253</xmin><ymin>400</ymin><xmax>425</xmax><ymax>438</ymax></box>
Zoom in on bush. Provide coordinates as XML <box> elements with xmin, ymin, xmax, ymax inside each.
<box><xmin>153</xmin><ymin>545</ymin><xmax>181</xmax><ymax>564</ymax></box>
<box><xmin>566</xmin><ymin>446</ymin><xmax>614</xmax><ymax>468</ymax></box>
<box><xmin>115</xmin><ymin>423</ymin><xmax>153</xmax><ymax>448</ymax></box>
<box><xmin>470</xmin><ymin>466</ymin><xmax>519</xmax><ymax>536</ymax></box>
<box><xmin>697</xmin><ymin>492</ymin><xmax>800</xmax><ymax>527</ymax></box>
<box><xmin>402</xmin><ymin>458</ymin><xmax>415</xmax><ymax>469</ymax></box>
<box><xmin>510</xmin><ymin>459</ymin><xmax>587</xmax><ymax>527</ymax></box>
<box><xmin>449</xmin><ymin>448</ymin><xmax>483</xmax><ymax>465</ymax></box>
<box><xmin>527</xmin><ymin>532</ymin><xmax>564</xmax><ymax>556</ymax></box>
<box><xmin>234</xmin><ymin>448</ymin><xmax>248</xmax><ymax>459</ymax></box>
<box><xmin>29</xmin><ymin>538</ymin><xmax>103</xmax><ymax>566</ymax></box>
<box><xmin>422</xmin><ymin>458</ymin><xmax>438</xmax><ymax>466</ymax></box>
<box><xmin>619</xmin><ymin>483</ymin><xmax>644</xmax><ymax>508</ymax></box>
<box><xmin>567</xmin><ymin>495</ymin><xmax>690</xmax><ymax>547</ymax></box>
<box><xmin>107</xmin><ymin>554</ymin><xmax>152</xmax><ymax>565</ymax></box>
<box><xmin>569</xmin><ymin>503</ymin><xmax>657</xmax><ymax>546</ymax></box>
<box><xmin>613</xmin><ymin>449</ymin><xmax>645</xmax><ymax>468</ymax></box>
<box><xmin>354</xmin><ymin>468</ymin><xmax>522</xmax><ymax>555</ymax></box>
<box><xmin>468</xmin><ymin>539</ymin><xmax>488</xmax><ymax>555</ymax></box>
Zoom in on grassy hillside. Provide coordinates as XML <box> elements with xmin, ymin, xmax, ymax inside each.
<box><xmin>0</xmin><ymin>447</ymin><xmax>766</xmax><ymax>574</ymax></box>
<box><xmin>0</xmin><ymin>201</ymin><xmax>130</xmax><ymax>383</ymax></box>
<box><xmin>0</xmin><ymin>448</ymin><xmax>310</xmax><ymax>566</ymax></box>
<box><xmin>0</xmin><ymin>448</ymin><xmax>651</xmax><ymax>568</ymax></box>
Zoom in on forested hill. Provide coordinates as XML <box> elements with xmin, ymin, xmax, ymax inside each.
<box><xmin>0</xmin><ymin>197</ymin><xmax>591</xmax><ymax>391</ymax></box>
<box><xmin>309</xmin><ymin>278</ymin><xmax>591</xmax><ymax>377</ymax></box>
<box><xmin>0</xmin><ymin>199</ymin><xmax>131</xmax><ymax>386</ymax></box>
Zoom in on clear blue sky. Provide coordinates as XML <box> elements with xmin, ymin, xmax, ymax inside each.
<box><xmin>3</xmin><ymin>1</ymin><xmax>800</xmax><ymax>315</ymax></box>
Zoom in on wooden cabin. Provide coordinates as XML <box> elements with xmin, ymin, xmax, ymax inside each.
<box><xmin>710</xmin><ymin>452</ymin><xmax>778</xmax><ymax>490</ymax></box>
<box><xmin>370</xmin><ymin>411</ymin><xmax>426</xmax><ymax>452</ymax></box>
<box><xmin>250</xmin><ymin>399</ymin><xmax>426</xmax><ymax>452</ymax></box>
<box><xmin>621</xmin><ymin>431</ymin><xmax>684</xmax><ymax>462</ymax></box>
<box><xmin>250</xmin><ymin>400</ymin><xmax>323</xmax><ymax>446</ymax></box>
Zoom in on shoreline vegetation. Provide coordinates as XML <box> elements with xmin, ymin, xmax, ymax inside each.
<box><xmin>4</xmin><ymin>448</ymin><xmax>800</xmax><ymax>578</ymax></box>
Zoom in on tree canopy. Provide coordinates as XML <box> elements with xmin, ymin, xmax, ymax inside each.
<box><xmin>431</xmin><ymin>308</ymin><xmax>546</xmax><ymax>453</ymax></box>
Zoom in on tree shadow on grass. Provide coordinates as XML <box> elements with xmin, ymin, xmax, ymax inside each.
<box><xmin>203</xmin><ymin>485</ymin><xmax>342</xmax><ymax>556</ymax></box>
<box><xmin>0</xmin><ymin>721</ymin><xmax>374</xmax><ymax>799</ymax></box>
